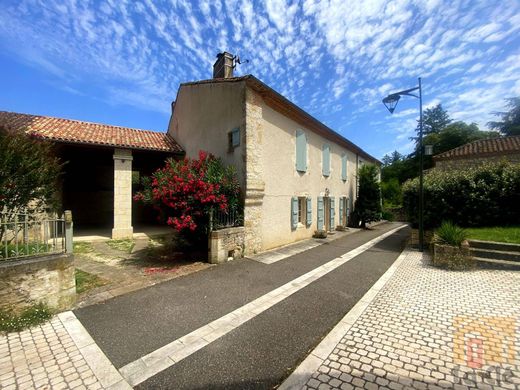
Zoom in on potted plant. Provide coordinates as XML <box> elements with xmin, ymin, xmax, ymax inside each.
<box><xmin>313</xmin><ymin>230</ymin><xmax>328</xmax><ymax>239</ymax></box>
<box><xmin>433</xmin><ymin>221</ymin><xmax>472</xmax><ymax>270</ymax></box>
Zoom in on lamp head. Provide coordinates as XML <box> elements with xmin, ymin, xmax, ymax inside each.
<box><xmin>382</xmin><ymin>94</ymin><xmax>401</xmax><ymax>114</ymax></box>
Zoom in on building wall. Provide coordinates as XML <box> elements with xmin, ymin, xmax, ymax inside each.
<box><xmin>256</xmin><ymin>92</ymin><xmax>360</xmax><ymax>251</ymax></box>
<box><xmin>434</xmin><ymin>153</ymin><xmax>520</xmax><ymax>170</ymax></box>
<box><xmin>167</xmin><ymin>82</ymin><xmax>247</xmax><ymax>189</ymax></box>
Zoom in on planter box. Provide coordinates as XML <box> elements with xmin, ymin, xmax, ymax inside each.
<box><xmin>208</xmin><ymin>226</ymin><xmax>245</xmax><ymax>264</ymax></box>
<box><xmin>433</xmin><ymin>242</ymin><xmax>472</xmax><ymax>270</ymax></box>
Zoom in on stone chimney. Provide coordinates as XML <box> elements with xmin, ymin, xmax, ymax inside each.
<box><xmin>213</xmin><ymin>52</ymin><xmax>234</xmax><ymax>79</ymax></box>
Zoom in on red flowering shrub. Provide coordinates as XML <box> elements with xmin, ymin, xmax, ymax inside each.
<box><xmin>134</xmin><ymin>151</ymin><xmax>241</xmax><ymax>236</ymax></box>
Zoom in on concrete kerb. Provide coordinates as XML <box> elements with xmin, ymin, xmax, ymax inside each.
<box><xmin>57</xmin><ymin>311</ymin><xmax>132</xmax><ymax>390</ymax></box>
<box><xmin>278</xmin><ymin>247</ymin><xmax>412</xmax><ymax>390</ymax></box>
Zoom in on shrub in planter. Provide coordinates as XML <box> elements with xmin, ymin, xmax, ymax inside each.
<box><xmin>432</xmin><ymin>222</ymin><xmax>472</xmax><ymax>270</ymax></box>
<box><xmin>335</xmin><ymin>225</ymin><xmax>347</xmax><ymax>232</ymax></box>
<box><xmin>313</xmin><ymin>230</ymin><xmax>328</xmax><ymax>239</ymax></box>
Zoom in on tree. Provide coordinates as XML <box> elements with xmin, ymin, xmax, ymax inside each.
<box><xmin>411</xmin><ymin>104</ymin><xmax>451</xmax><ymax>144</ymax></box>
<box><xmin>352</xmin><ymin>164</ymin><xmax>382</xmax><ymax>229</ymax></box>
<box><xmin>134</xmin><ymin>151</ymin><xmax>241</xmax><ymax>241</ymax></box>
<box><xmin>0</xmin><ymin>127</ymin><xmax>63</xmax><ymax>241</ymax></box>
<box><xmin>488</xmin><ymin>97</ymin><xmax>520</xmax><ymax>136</ymax></box>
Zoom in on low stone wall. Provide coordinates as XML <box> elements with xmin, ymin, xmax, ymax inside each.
<box><xmin>208</xmin><ymin>226</ymin><xmax>245</xmax><ymax>264</ymax></box>
<box><xmin>0</xmin><ymin>253</ymin><xmax>76</xmax><ymax>313</ymax></box>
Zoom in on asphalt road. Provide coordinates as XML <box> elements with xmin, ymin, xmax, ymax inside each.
<box><xmin>74</xmin><ymin>222</ymin><xmax>409</xmax><ymax>389</ymax></box>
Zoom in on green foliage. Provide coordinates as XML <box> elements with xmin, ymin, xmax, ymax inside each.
<box><xmin>403</xmin><ymin>162</ymin><xmax>520</xmax><ymax>228</ymax></box>
<box><xmin>465</xmin><ymin>226</ymin><xmax>520</xmax><ymax>244</ymax></box>
<box><xmin>434</xmin><ymin>221</ymin><xmax>467</xmax><ymax>247</ymax></box>
<box><xmin>0</xmin><ymin>128</ymin><xmax>64</xmax><ymax>217</ymax></box>
<box><xmin>419</xmin><ymin>104</ymin><xmax>451</xmax><ymax>136</ymax></box>
<box><xmin>0</xmin><ymin>303</ymin><xmax>52</xmax><ymax>333</ymax></box>
<box><xmin>488</xmin><ymin>97</ymin><xmax>520</xmax><ymax>136</ymax></box>
<box><xmin>75</xmin><ymin>269</ymin><xmax>105</xmax><ymax>294</ymax></box>
<box><xmin>381</xmin><ymin>177</ymin><xmax>402</xmax><ymax>207</ymax></box>
<box><xmin>106</xmin><ymin>239</ymin><xmax>135</xmax><ymax>253</ymax></box>
<box><xmin>0</xmin><ymin>242</ymin><xmax>49</xmax><ymax>260</ymax></box>
<box><xmin>352</xmin><ymin>164</ymin><xmax>382</xmax><ymax>228</ymax></box>
<box><xmin>381</xmin><ymin>209</ymin><xmax>395</xmax><ymax>222</ymax></box>
<box><xmin>73</xmin><ymin>242</ymin><xmax>94</xmax><ymax>254</ymax></box>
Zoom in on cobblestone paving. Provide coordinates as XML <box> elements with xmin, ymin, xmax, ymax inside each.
<box><xmin>304</xmin><ymin>251</ymin><xmax>520</xmax><ymax>390</ymax></box>
<box><xmin>0</xmin><ymin>316</ymin><xmax>102</xmax><ymax>390</ymax></box>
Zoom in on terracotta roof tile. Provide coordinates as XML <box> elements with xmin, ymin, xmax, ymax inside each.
<box><xmin>0</xmin><ymin>111</ymin><xmax>183</xmax><ymax>153</ymax></box>
<box><xmin>433</xmin><ymin>136</ymin><xmax>520</xmax><ymax>160</ymax></box>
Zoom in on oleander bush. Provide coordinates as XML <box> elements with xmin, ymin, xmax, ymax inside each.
<box><xmin>403</xmin><ymin>162</ymin><xmax>520</xmax><ymax>228</ymax></box>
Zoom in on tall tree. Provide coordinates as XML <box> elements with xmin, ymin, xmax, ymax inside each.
<box><xmin>418</xmin><ymin>104</ymin><xmax>451</xmax><ymax>136</ymax></box>
<box><xmin>352</xmin><ymin>164</ymin><xmax>382</xmax><ymax>229</ymax></box>
<box><xmin>488</xmin><ymin>97</ymin><xmax>520</xmax><ymax>136</ymax></box>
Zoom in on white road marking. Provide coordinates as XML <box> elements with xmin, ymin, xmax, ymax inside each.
<box><xmin>118</xmin><ymin>224</ymin><xmax>407</xmax><ymax>386</ymax></box>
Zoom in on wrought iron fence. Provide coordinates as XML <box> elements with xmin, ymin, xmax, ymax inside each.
<box><xmin>209</xmin><ymin>207</ymin><xmax>243</xmax><ymax>231</ymax></box>
<box><xmin>0</xmin><ymin>211</ymin><xmax>67</xmax><ymax>261</ymax></box>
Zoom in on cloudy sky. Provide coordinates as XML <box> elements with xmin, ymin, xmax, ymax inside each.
<box><xmin>1</xmin><ymin>0</ymin><xmax>519</xmax><ymax>159</ymax></box>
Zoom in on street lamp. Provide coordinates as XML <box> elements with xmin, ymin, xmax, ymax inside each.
<box><xmin>382</xmin><ymin>77</ymin><xmax>425</xmax><ymax>251</ymax></box>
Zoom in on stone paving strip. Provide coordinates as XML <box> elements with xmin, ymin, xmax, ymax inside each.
<box><xmin>281</xmin><ymin>250</ymin><xmax>520</xmax><ymax>390</ymax></box>
<box><xmin>118</xmin><ymin>224</ymin><xmax>406</xmax><ymax>387</ymax></box>
<box><xmin>0</xmin><ymin>312</ymin><xmax>131</xmax><ymax>390</ymax></box>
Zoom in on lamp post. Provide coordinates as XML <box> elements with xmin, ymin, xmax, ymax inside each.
<box><xmin>382</xmin><ymin>77</ymin><xmax>425</xmax><ymax>251</ymax></box>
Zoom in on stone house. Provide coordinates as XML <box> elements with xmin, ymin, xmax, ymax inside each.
<box><xmin>0</xmin><ymin>52</ymin><xmax>380</xmax><ymax>253</ymax></box>
<box><xmin>433</xmin><ymin>135</ymin><xmax>520</xmax><ymax>170</ymax></box>
<box><xmin>168</xmin><ymin>52</ymin><xmax>380</xmax><ymax>254</ymax></box>
<box><xmin>0</xmin><ymin>111</ymin><xmax>183</xmax><ymax>239</ymax></box>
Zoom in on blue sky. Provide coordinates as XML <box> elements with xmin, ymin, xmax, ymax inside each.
<box><xmin>0</xmin><ymin>0</ymin><xmax>519</xmax><ymax>159</ymax></box>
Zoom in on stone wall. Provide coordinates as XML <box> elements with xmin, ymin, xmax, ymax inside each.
<box><xmin>434</xmin><ymin>153</ymin><xmax>520</xmax><ymax>170</ymax></box>
<box><xmin>112</xmin><ymin>148</ymin><xmax>133</xmax><ymax>239</ymax></box>
<box><xmin>208</xmin><ymin>227</ymin><xmax>245</xmax><ymax>264</ymax></box>
<box><xmin>0</xmin><ymin>253</ymin><xmax>76</xmax><ymax>314</ymax></box>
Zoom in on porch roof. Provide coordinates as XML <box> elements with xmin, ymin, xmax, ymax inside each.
<box><xmin>0</xmin><ymin>111</ymin><xmax>184</xmax><ymax>153</ymax></box>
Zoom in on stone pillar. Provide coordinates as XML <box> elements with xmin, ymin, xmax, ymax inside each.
<box><xmin>243</xmin><ymin>87</ymin><xmax>265</xmax><ymax>255</ymax></box>
<box><xmin>112</xmin><ymin>148</ymin><xmax>133</xmax><ymax>239</ymax></box>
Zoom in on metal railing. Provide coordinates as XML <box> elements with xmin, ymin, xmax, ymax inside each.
<box><xmin>0</xmin><ymin>211</ymin><xmax>71</xmax><ymax>261</ymax></box>
<box><xmin>209</xmin><ymin>207</ymin><xmax>244</xmax><ymax>231</ymax></box>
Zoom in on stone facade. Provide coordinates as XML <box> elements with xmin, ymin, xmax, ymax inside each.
<box><xmin>112</xmin><ymin>148</ymin><xmax>133</xmax><ymax>239</ymax></box>
<box><xmin>208</xmin><ymin>227</ymin><xmax>245</xmax><ymax>264</ymax></box>
<box><xmin>0</xmin><ymin>253</ymin><xmax>76</xmax><ymax>313</ymax></box>
<box><xmin>243</xmin><ymin>88</ymin><xmax>265</xmax><ymax>256</ymax></box>
<box><xmin>434</xmin><ymin>153</ymin><xmax>520</xmax><ymax>170</ymax></box>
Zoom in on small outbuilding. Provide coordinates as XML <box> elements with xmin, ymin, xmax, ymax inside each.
<box><xmin>433</xmin><ymin>135</ymin><xmax>520</xmax><ymax>170</ymax></box>
<box><xmin>0</xmin><ymin>111</ymin><xmax>184</xmax><ymax>239</ymax></box>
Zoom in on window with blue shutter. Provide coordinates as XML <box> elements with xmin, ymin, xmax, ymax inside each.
<box><xmin>317</xmin><ymin>196</ymin><xmax>324</xmax><ymax>231</ymax></box>
<box><xmin>291</xmin><ymin>196</ymin><xmax>298</xmax><ymax>230</ymax></box>
<box><xmin>306</xmin><ymin>197</ymin><xmax>312</xmax><ymax>226</ymax></box>
<box><xmin>341</xmin><ymin>154</ymin><xmax>347</xmax><ymax>181</ymax></box>
<box><xmin>296</xmin><ymin>130</ymin><xmax>307</xmax><ymax>172</ymax></box>
<box><xmin>339</xmin><ymin>197</ymin><xmax>344</xmax><ymax>226</ymax></box>
<box><xmin>322</xmin><ymin>144</ymin><xmax>330</xmax><ymax>177</ymax></box>
<box><xmin>330</xmin><ymin>197</ymin><xmax>335</xmax><ymax>228</ymax></box>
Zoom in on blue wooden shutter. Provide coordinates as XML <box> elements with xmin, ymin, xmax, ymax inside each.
<box><xmin>317</xmin><ymin>196</ymin><xmax>324</xmax><ymax>231</ymax></box>
<box><xmin>306</xmin><ymin>197</ymin><xmax>312</xmax><ymax>226</ymax></box>
<box><xmin>330</xmin><ymin>197</ymin><xmax>335</xmax><ymax>228</ymax></box>
<box><xmin>341</xmin><ymin>154</ymin><xmax>347</xmax><ymax>181</ymax></box>
<box><xmin>322</xmin><ymin>144</ymin><xmax>330</xmax><ymax>177</ymax></box>
<box><xmin>339</xmin><ymin>197</ymin><xmax>344</xmax><ymax>226</ymax></box>
<box><xmin>291</xmin><ymin>196</ymin><xmax>298</xmax><ymax>229</ymax></box>
<box><xmin>296</xmin><ymin>130</ymin><xmax>307</xmax><ymax>172</ymax></box>
<box><xmin>346</xmin><ymin>197</ymin><xmax>351</xmax><ymax>225</ymax></box>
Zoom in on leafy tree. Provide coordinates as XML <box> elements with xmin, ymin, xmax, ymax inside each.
<box><xmin>488</xmin><ymin>97</ymin><xmax>520</xmax><ymax>136</ymax></box>
<box><xmin>381</xmin><ymin>178</ymin><xmax>402</xmax><ymax>207</ymax></box>
<box><xmin>0</xmin><ymin>127</ymin><xmax>63</xmax><ymax>241</ymax></box>
<box><xmin>421</xmin><ymin>104</ymin><xmax>451</xmax><ymax>136</ymax></box>
<box><xmin>134</xmin><ymin>151</ymin><xmax>241</xmax><ymax>241</ymax></box>
<box><xmin>352</xmin><ymin>164</ymin><xmax>382</xmax><ymax>228</ymax></box>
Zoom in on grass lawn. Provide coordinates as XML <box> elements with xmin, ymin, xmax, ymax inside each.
<box><xmin>75</xmin><ymin>269</ymin><xmax>106</xmax><ymax>294</ymax></box>
<box><xmin>73</xmin><ymin>242</ymin><xmax>94</xmax><ymax>254</ymax></box>
<box><xmin>106</xmin><ymin>239</ymin><xmax>135</xmax><ymax>253</ymax></box>
<box><xmin>465</xmin><ymin>226</ymin><xmax>520</xmax><ymax>244</ymax></box>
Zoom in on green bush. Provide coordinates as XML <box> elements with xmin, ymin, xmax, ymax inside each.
<box><xmin>0</xmin><ymin>303</ymin><xmax>52</xmax><ymax>333</ymax></box>
<box><xmin>381</xmin><ymin>209</ymin><xmax>395</xmax><ymax>221</ymax></box>
<box><xmin>403</xmin><ymin>162</ymin><xmax>520</xmax><ymax>228</ymax></box>
<box><xmin>434</xmin><ymin>221</ymin><xmax>467</xmax><ymax>247</ymax></box>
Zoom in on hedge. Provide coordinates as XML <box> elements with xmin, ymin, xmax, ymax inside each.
<box><xmin>402</xmin><ymin>162</ymin><xmax>520</xmax><ymax>228</ymax></box>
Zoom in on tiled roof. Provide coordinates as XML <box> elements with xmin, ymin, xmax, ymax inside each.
<box><xmin>433</xmin><ymin>135</ymin><xmax>520</xmax><ymax>161</ymax></box>
<box><xmin>180</xmin><ymin>75</ymin><xmax>381</xmax><ymax>165</ymax></box>
<box><xmin>0</xmin><ymin>111</ymin><xmax>183</xmax><ymax>153</ymax></box>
